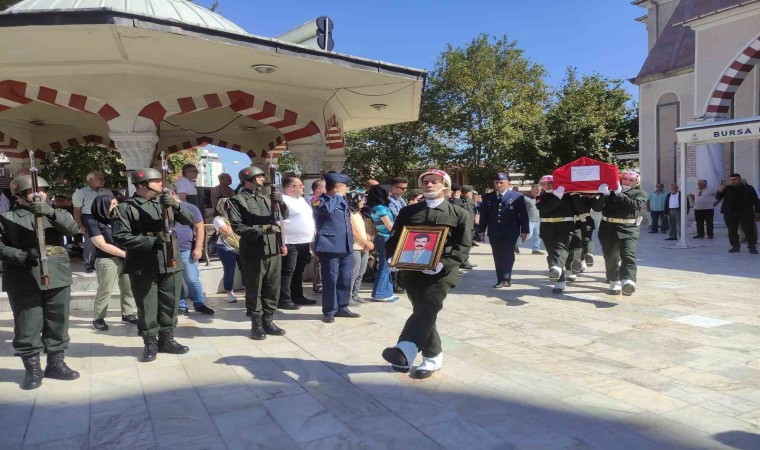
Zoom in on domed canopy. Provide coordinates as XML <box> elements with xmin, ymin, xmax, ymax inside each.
<box><xmin>4</xmin><ymin>0</ymin><xmax>247</xmax><ymax>34</ymax></box>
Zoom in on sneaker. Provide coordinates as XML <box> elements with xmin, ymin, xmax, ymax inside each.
<box><xmin>121</xmin><ymin>314</ymin><xmax>138</xmax><ymax>325</ymax></box>
<box><xmin>226</xmin><ymin>292</ymin><xmax>238</xmax><ymax>303</ymax></box>
<box><xmin>371</xmin><ymin>295</ymin><xmax>399</xmax><ymax>302</ymax></box>
<box><xmin>179</xmin><ymin>307</ymin><xmax>189</xmax><ymax>316</ymax></box>
<box><xmin>92</xmin><ymin>319</ymin><xmax>108</xmax><ymax>331</ymax></box>
<box><xmin>583</xmin><ymin>254</ymin><xmax>594</xmax><ymax>266</ymax></box>
<box><xmin>194</xmin><ymin>304</ymin><xmax>215</xmax><ymax>315</ymax></box>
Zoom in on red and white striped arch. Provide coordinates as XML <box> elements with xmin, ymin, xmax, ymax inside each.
<box><xmin>135</xmin><ymin>90</ymin><xmax>321</xmax><ymax>148</ymax></box>
<box><xmin>46</xmin><ymin>135</ymin><xmax>115</xmax><ymax>152</ymax></box>
<box><xmin>325</xmin><ymin>114</ymin><xmax>345</xmax><ymax>150</ymax></box>
<box><xmin>0</xmin><ymin>80</ymin><xmax>120</xmax><ymax>122</ymax></box>
<box><xmin>164</xmin><ymin>136</ymin><xmax>258</xmax><ymax>160</ymax></box>
<box><xmin>704</xmin><ymin>34</ymin><xmax>760</xmax><ymax>118</ymax></box>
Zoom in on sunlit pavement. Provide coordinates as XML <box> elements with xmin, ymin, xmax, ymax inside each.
<box><xmin>1</xmin><ymin>230</ymin><xmax>759</xmax><ymax>449</ymax></box>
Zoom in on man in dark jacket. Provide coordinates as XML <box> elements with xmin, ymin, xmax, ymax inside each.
<box><xmin>716</xmin><ymin>174</ymin><xmax>758</xmax><ymax>254</ymax></box>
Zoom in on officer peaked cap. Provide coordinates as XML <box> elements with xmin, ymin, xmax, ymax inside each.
<box><xmin>324</xmin><ymin>172</ymin><xmax>351</xmax><ymax>185</ymax></box>
<box><xmin>494</xmin><ymin>172</ymin><xmax>510</xmax><ymax>181</ymax></box>
<box><xmin>450</xmin><ymin>183</ymin><xmax>462</xmax><ymax>191</ymax></box>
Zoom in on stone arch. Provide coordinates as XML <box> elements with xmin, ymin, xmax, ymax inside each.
<box><xmin>134</xmin><ymin>90</ymin><xmax>322</xmax><ymax>148</ymax></box>
<box><xmin>703</xmin><ymin>34</ymin><xmax>760</xmax><ymax>118</ymax></box>
<box><xmin>45</xmin><ymin>135</ymin><xmax>116</xmax><ymax>153</ymax></box>
<box><xmin>163</xmin><ymin>136</ymin><xmax>258</xmax><ymax>161</ymax></box>
<box><xmin>657</xmin><ymin>92</ymin><xmax>680</xmax><ymax>105</ymax></box>
<box><xmin>0</xmin><ymin>80</ymin><xmax>120</xmax><ymax>122</ymax></box>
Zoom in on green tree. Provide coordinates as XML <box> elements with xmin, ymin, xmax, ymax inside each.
<box><xmin>276</xmin><ymin>150</ymin><xmax>302</xmax><ymax>176</ymax></box>
<box><xmin>426</xmin><ymin>34</ymin><xmax>550</xmax><ymax>189</ymax></box>
<box><xmin>40</xmin><ymin>146</ymin><xmax>126</xmax><ymax>197</ymax></box>
<box><xmin>519</xmin><ymin>68</ymin><xmax>635</xmax><ymax>181</ymax></box>
<box><xmin>167</xmin><ymin>150</ymin><xmax>200</xmax><ymax>182</ymax></box>
<box><xmin>0</xmin><ymin>0</ymin><xmax>21</xmax><ymax>10</ymax></box>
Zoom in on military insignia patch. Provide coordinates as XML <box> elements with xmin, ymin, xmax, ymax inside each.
<box><xmin>311</xmin><ymin>198</ymin><xmax>322</xmax><ymax>207</ymax></box>
<box><xmin>137</xmin><ymin>171</ymin><xmax>144</xmax><ymax>177</ymax></box>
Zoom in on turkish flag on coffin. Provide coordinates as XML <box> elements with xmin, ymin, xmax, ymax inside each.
<box><xmin>552</xmin><ymin>157</ymin><xmax>620</xmax><ymax>193</ymax></box>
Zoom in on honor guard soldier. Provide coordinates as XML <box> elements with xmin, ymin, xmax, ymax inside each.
<box><xmin>535</xmin><ymin>175</ymin><xmax>577</xmax><ymax>293</ymax></box>
<box><xmin>571</xmin><ymin>194</ymin><xmax>597</xmax><ymax>271</ymax></box>
<box><xmin>459</xmin><ymin>185</ymin><xmax>479</xmax><ymax>267</ymax></box>
<box><xmin>478</xmin><ymin>172</ymin><xmax>529</xmax><ymax>288</ymax></box>
<box><xmin>382</xmin><ymin>169</ymin><xmax>472</xmax><ymax>379</ymax></box>
<box><xmin>312</xmin><ymin>172</ymin><xmax>360</xmax><ymax>323</ymax></box>
<box><xmin>0</xmin><ymin>175</ymin><xmax>80</xmax><ymax>389</ymax></box>
<box><xmin>592</xmin><ymin>171</ymin><xmax>647</xmax><ymax>295</ymax></box>
<box><xmin>112</xmin><ymin>168</ymin><xmax>195</xmax><ymax>362</ymax></box>
<box><xmin>228</xmin><ymin>166</ymin><xmax>289</xmax><ymax>339</ymax></box>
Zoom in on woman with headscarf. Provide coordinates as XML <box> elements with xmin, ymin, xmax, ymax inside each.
<box><xmin>87</xmin><ymin>194</ymin><xmax>137</xmax><ymax>331</ymax></box>
<box><xmin>367</xmin><ymin>185</ymin><xmax>398</xmax><ymax>302</ymax></box>
<box><xmin>346</xmin><ymin>191</ymin><xmax>373</xmax><ymax>304</ymax></box>
<box><xmin>213</xmin><ymin>198</ymin><xmax>243</xmax><ymax>303</ymax></box>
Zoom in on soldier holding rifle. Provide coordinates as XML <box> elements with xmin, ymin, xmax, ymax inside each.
<box><xmin>112</xmin><ymin>162</ymin><xmax>196</xmax><ymax>362</ymax></box>
<box><xmin>0</xmin><ymin>163</ymin><xmax>80</xmax><ymax>390</ymax></box>
<box><xmin>228</xmin><ymin>166</ymin><xmax>289</xmax><ymax>340</ymax></box>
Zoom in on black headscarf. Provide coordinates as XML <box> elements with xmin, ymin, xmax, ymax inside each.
<box><xmin>345</xmin><ymin>191</ymin><xmax>366</xmax><ymax>213</ymax></box>
<box><xmin>367</xmin><ymin>185</ymin><xmax>390</xmax><ymax>208</ymax></box>
<box><xmin>91</xmin><ymin>194</ymin><xmax>116</xmax><ymax>226</ymax></box>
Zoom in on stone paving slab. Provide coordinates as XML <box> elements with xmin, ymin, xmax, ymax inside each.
<box><xmin>1</xmin><ymin>231</ymin><xmax>759</xmax><ymax>449</ymax></box>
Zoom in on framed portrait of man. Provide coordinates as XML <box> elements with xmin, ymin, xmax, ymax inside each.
<box><xmin>390</xmin><ymin>226</ymin><xmax>449</xmax><ymax>271</ymax></box>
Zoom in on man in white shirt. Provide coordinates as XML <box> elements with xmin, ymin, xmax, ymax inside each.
<box><xmin>175</xmin><ymin>164</ymin><xmax>201</xmax><ymax>212</ymax></box>
<box><xmin>280</xmin><ymin>176</ymin><xmax>317</xmax><ymax>309</ymax></box>
<box><xmin>688</xmin><ymin>179</ymin><xmax>717</xmax><ymax>239</ymax></box>
<box><xmin>72</xmin><ymin>171</ymin><xmax>112</xmax><ymax>272</ymax></box>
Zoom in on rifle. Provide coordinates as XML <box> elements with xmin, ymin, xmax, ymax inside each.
<box><xmin>160</xmin><ymin>152</ymin><xmax>177</xmax><ymax>268</ymax></box>
<box><xmin>269</xmin><ymin>164</ymin><xmax>285</xmax><ymax>255</ymax></box>
<box><xmin>29</xmin><ymin>153</ymin><xmax>49</xmax><ymax>285</ymax></box>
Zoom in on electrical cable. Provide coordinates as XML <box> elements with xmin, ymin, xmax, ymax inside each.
<box><xmin>161</xmin><ymin>115</ymin><xmax>243</xmax><ymax>134</ymax></box>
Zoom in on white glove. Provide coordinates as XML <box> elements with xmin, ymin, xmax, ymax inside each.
<box><xmin>422</xmin><ymin>262</ymin><xmax>444</xmax><ymax>275</ymax></box>
<box><xmin>387</xmin><ymin>258</ymin><xmax>399</xmax><ymax>272</ymax></box>
<box><xmin>553</xmin><ymin>186</ymin><xmax>565</xmax><ymax>199</ymax></box>
<box><xmin>613</xmin><ymin>183</ymin><xmax>622</xmax><ymax>194</ymax></box>
<box><xmin>598</xmin><ymin>183</ymin><xmax>610</xmax><ymax>196</ymax></box>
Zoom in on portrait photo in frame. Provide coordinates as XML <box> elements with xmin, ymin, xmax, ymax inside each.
<box><xmin>390</xmin><ymin>226</ymin><xmax>449</xmax><ymax>271</ymax></box>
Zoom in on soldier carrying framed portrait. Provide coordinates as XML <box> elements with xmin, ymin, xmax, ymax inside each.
<box><xmin>389</xmin><ymin>225</ymin><xmax>449</xmax><ymax>271</ymax></box>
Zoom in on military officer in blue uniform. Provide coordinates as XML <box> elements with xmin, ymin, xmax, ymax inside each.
<box><xmin>313</xmin><ymin>172</ymin><xmax>360</xmax><ymax>323</ymax></box>
<box><xmin>478</xmin><ymin>172</ymin><xmax>529</xmax><ymax>288</ymax></box>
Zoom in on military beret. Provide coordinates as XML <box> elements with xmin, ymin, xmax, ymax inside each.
<box><xmin>461</xmin><ymin>185</ymin><xmax>474</xmax><ymax>193</ymax></box>
<box><xmin>494</xmin><ymin>172</ymin><xmax>510</xmax><ymax>181</ymax></box>
<box><xmin>324</xmin><ymin>172</ymin><xmax>352</xmax><ymax>185</ymax></box>
<box><xmin>450</xmin><ymin>183</ymin><xmax>462</xmax><ymax>191</ymax></box>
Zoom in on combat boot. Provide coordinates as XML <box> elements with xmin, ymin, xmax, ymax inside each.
<box><xmin>140</xmin><ymin>336</ymin><xmax>159</xmax><ymax>362</ymax></box>
<box><xmin>43</xmin><ymin>351</ymin><xmax>80</xmax><ymax>380</ymax></box>
<box><xmin>262</xmin><ymin>315</ymin><xmax>286</xmax><ymax>336</ymax></box>
<box><xmin>20</xmin><ymin>353</ymin><xmax>43</xmax><ymax>390</ymax></box>
<box><xmin>250</xmin><ymin>315</ymin><xmax>266</xmax><ymax>340</ymax></box>
<box><xmin>158</xmin><ymin>329</ymin><xmax>189</xmax><ymax>354</ymax></box>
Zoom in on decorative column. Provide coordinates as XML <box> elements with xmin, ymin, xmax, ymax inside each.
<box><xmin>290</xmin><ymin>143</ymin><xmax>326</xmax><ymax>195</ymax></box>
<box><xmin>110</xmin><ymin>131</ymin><xmax>159</xmax><ymax>195</ymax></box>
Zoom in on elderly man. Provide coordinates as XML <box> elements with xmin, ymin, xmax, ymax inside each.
<box><xmin>72</xmin><ymin>171</ymin><xmax>112</xmax><ymax>273</ymax></box>
<box><xmin>382</xmin><ymin>169</ymin><xmax>472</xmax><ymax>379</ymax></box>
<box><xmin>210</xmin><ymin>172</ymin><xmax>234</xmax><ymax>210</ymax></box>
<box><xmin>646</xmin><ymin>183</ymin><xmax>668</xmax><ymax>234</ymax></box>
<box><xmin>313</xmin><ymin>172</ymin><xmax>360</xmax><ymax>323</ymax></box>
<box><xmin>280</xmin><ymin>176</ymin><xmax>317</xmax><ymax>309</ymax></box>
<box><xmin>688</xmin><ymin>180</ymin><xmax>716</xmax><ymax>239</ymax></box>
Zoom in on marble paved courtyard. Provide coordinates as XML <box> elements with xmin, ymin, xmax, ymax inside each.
<box><xmin>1</xmin><ymin>231</ymin><xmax>760</xmax><ymax>449</ymax></box>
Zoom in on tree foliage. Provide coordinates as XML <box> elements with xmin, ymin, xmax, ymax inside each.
<box><xmin>0</xmin><ymin>0</ymin><xmax>21</xmax><ymax>10</ymax></box>
<box><xmin>276</xmin><ymin>150</ymin><xmax>302</xmax><ymax>177</ymax></box>
<box><xmin>519</xmin><ymin>68</ymin><xmax>636</xmax><ymax>181</ymax></box>
<box><xmin>167</xmin><ymin>150</ymin><xmax>200</xmax><ymax>182</ymax></box>
<box><xmin>40</xmin><ymin>146</ymin><xmax>126</xmax><ymax>197</ymax></box>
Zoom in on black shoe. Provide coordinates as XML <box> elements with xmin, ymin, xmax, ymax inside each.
<box><xmin>262</xmin><ymin>315</ymin><xmax>286</xmax><ymax>336</ymax></box>
<box><xmin>584</xmin><ymin>254</ymin><xmax>595</xmax><ymax>266</ymax></box>
<box><xmin>693</xmin><ymin>235</ymin><xmax>704</xmax><ymax>239</ymax></box>
<box><xmin>121</xmin><ymin>314</ymin><xmax>138</xmax><ymax>325</ymax></box>
<box><xmin>493</xmin><ymin>281</ymin><xmax>511</xmax><ymax>289</ymax></box>
<box><xmin>708</xmin><ymin>236</ymin><xmax>714</xmax><ymax>239</ymax></box>
<box><xmin>194</xmin><ymin>304</ymin><xmax>215</xmax><ymax>315</ymax></box>
<box><xmin>85</xmin><ymin>267</ymin><xmax>95</xmax><ymax>274</ymax></box>
<box><xmin>313</xmin><ymin>287</ymin><xmax>323</xmax><ymax>293</ymax></box>
<box><xmin>335</xmin><ymin>309</ymin><xmax>361</xmax><ymax>318</ymax></box>
<box><xmin>472</xmin><ymin>242</ymin><xmax>480</xmax><ymax>247</ymax></box>
<box><xmin>393</xmin><ymin>286</ymin><xmax>406</xmax><ymax>294</ymax></box>
<box><xmin>648</xmin><ymin>230</ymin><xmax>658</xmax><ymax>233</ymax></box>
<box><xmin>322</xmin><ymin>315</ymin><xmax>335</xmax><ymax>324</ymax></box>
<box><xmin>179</xmin><ymin>307</ymin><xmax>189</xmax><ymax>316</ymax></box>
<box><xmin>277</xmin><ymin>301</ymin><xmax>301</xmax><ymax>310</ymax></box>
<box><xmin>293</xmin><ymin>297</ymin><xmax>318</xmax><ymax>306</ymax></box>
<box><xmin>514</xmin><ymin>247</ymin><xmax>520</xmax><ymax>254</ymax></box>
<box><xmin>729</xmin><ymin>247</ymin><xmax>740</xmax><ymax>253</ymax></box>
<box><xmin>92</xmin><ymin>319</ymin><xmax>109</xmax><ymax>331</ymax></box>
<box><xmin>158</xmin><ymin>330</ymin><xmax>189</xmax><ymax>354</ymax></box>
<box><xmin>664</xmin><ymin>237</ymin><xmax>677</xmax><ymax>241</ymax></box>
<box><xmin>20</xmin><ymin>354</ymin><xmax>43</xmax><ymax>390</ymax></box>
<box><xmin>381</xmin><ymin>347</ymin><xmax>409</xmax><ymax>373</ymax></box>
<box><xmin>460</xmin><ymin>263</ymin><xmax>475</xmax><ymax>270</ymax></box>
<box><xmin>750</xmin><ymin>247</ymin><xmax>758</xmax><ymax>255</ymax></box>
<box><xmin>44</xmin><ymin>352</ymin><xmax>80</xmax><ymax>380</ymax></box>
<box><xmin>250</xmin><ymin>316</ymin><xmax>266</xmax><ymax>340</ymax></box>
<box><xmin>141</xmin><ymin>337</ymin><xmax>159</xmax><ymax>362</ymax></box>
<box><xmin>570</xmin><ymin>260</ymin><xmax>583</xmax><ymax>273</ymax></box>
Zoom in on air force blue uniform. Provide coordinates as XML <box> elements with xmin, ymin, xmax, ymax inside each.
<box><xmin>478</xmin><ymin>190</ymin><xmax>529</xmax><ymax>284</ymax></box>
<box><xmin>313</xmin><ymin>192</ymin><xmax>354</xmax><ymax>317</ymax></box>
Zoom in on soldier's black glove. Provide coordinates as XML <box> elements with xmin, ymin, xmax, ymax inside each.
<box><xmin>28</xmin><ymin>201</ymin><xmax>55</xmax><ymax>217</ymax></box>
<box><xmin>270</xmin><ymin>191</ymin><xmax>283</xmax><ymax>204</ymax></box>
<box><xmin>24</xmin><ymin>248</ymin><xmax>40</xmax><ymax>267</ymax></box>
<box><xmin>159</xmin><ymin>192</ymin><xmax>180</xmax><ymax>208</ymax></box>
<box><xmin>153</xmin><ymin>232</ymin><xmax>171</xmax><ymax>248</ymax></box>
